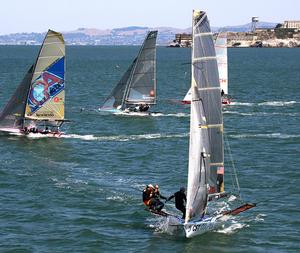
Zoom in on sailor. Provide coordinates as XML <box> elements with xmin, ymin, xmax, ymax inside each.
<box><xmin>143</xmin><ymin>184</ymin><xmax>155</xmax><ymax>207</ymax></box>
<box><xmin>221</xmin><ymin>89</ymin><xmax>225</xmax><ymax>97</ymax></box>
<box><xmin>138</xmin><ymin>104</ymin><xmax>150</xmax><ymax>112</ymax></box>
<box><xmin>22</xmin><ymin>127</ymin><xmax>29</xmax><ymax>134</ymax></box>
<box><xmin>41</xmin><ymin>127</ymin><xmax>51</xmax><ymax>135</ymax></box>
<box><xmin>151</xmin><ymin>184</ymin><xmax>167</xmax><ymax>211</ymax></box>
<box><xmin>167</xmin><ymin>187</ymin><xmax>187</xmax><ymax>219</ymax></box>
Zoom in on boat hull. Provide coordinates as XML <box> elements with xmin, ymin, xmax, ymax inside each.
<box><xmin>99</xmin><ymin>108</ymin><xmax>159</xmax><ymax>116</ymax></box>
<box><xmin>184</xmin><ymin>215</ymin><xmax>223</xmax><ymax>238</ymax></box>
<box><xmin>0</xmin><ymin>128</ymin><xmax>63</xmax><ymax>138</ymax></box>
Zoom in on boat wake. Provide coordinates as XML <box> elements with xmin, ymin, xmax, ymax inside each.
<box><xmin>216</xmin><ymin>219</ymin><xmax>248</xmax><ymax>235</ymax></box>
<box><xmin>230</xmin><ymin>102</ymin><xmax>254</xmax><ymax>106</ymax></box>
<box><xmin>258</xmin><ymin>100</ymin><xmax>297</xmax><ymax>106</ymax></box>
<box><xmin>230</xmin><ymin>133</ymin><xmax>300</xmax><ymax>139</ymax></box>
<box><xmin>149</xmin><ymin>216</ymin><xmax>182</xmax><ymax>236</ymax></box>
<box><xmin>61</xmin><ymin>132</ymin><xmax>188</xmax><ymax>142</ymax></box>
<box><xmin>223</xmin><ymin>111</ymin><xmax>299</xmax><ymax>117</ymax></box>
<box><xmin>151</xmin><ymin>112</ymin><xmax>189</xmax><ymax>118</ymax></box>
<box><xmin>230</xmin><ymin>100</ymin><xmax>298</xmax><ymax>107</ymax></box>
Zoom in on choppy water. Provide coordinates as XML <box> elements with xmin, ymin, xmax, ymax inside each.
<box><xmin>0</xmin><ymin>46</ymin><xmax>299</xmax><ymax>253</ymax></box>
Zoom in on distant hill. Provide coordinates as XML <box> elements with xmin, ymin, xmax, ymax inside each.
<box><xmin>0</xmin><ymin>22</ymin><xmax>278</xmax><ymax>45</ymax></box>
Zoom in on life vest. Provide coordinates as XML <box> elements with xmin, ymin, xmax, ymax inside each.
<box><xmin>143</xmin><ymin>188</ymin><xmax>153</xmax><ymax>206</ymax></box>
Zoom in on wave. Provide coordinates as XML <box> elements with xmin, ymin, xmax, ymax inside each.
<box><xmin>217</xmin><ymin>220</ymin><xmax>248</xmax><ymax>234</ymax></box>
<box><xmin>230</xmin><ymin>101</ymin><xmax>298</xmax><ymax>107</ymax></box>
<box><xmin>258</xmin><ymin>101</ymin><xmax>298</xmax><ymax>106</ymax></box>
<box><xmin>230</xmin><ymin>133</ymin><xmax>300</xmax><ymax>139</ymax></box>
<box><xmin>151</xmin><ymin>112</ymin><xmax>189</xmax><ymax>118</ymax></box>
<box><xmin>223</xmin><ymin>111</ymin><xmax>254</xmax><ymax>116</ymax></box>
<box><xmin>230</xmin><ymin>102</ymin><xmax>254</xmax><ymax>106</ymax></box>
<box><xmin>62</xmin><ymin>132</ymin><xmax>188</xmax><ymax>142</ymax></box>
<box><xmin>223</xmin><ymin>111</ymin><xmax>299</xmax><ymax>117</ymax></box>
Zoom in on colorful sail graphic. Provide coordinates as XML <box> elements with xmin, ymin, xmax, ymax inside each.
<box><xmin>25</xmin><ymin>30</ymin><xmax>65</xmax><ymax>121</ymax></box>
<box><xmin>0</xmin><ymin>30</ymin><xmax>65</xmax><ymax>131</ymax></box>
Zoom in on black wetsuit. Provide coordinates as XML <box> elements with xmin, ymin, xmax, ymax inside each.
<box><xmin>168</xmin><ymin>190</ymin><xmax>186</xmax><ymax>219</ymax></box>
<box><xmin>151</xmin><ymin>190</ymin><xmax>166</xmax><ymax>211</ymax></box>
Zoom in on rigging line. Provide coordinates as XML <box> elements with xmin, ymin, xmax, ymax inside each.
<box><xmin>224</xmin><ymin>133</ymin><xmax>241</xmax><ymax>199</ymax></box>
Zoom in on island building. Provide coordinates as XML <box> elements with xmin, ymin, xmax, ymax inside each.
<box><xmin>283</xmin><ymin>21</ymin><xmax>300</xmax><ymax>29</ymax></box>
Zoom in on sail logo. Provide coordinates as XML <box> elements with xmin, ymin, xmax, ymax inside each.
<box><xmin>27</xmin><ymin>71</ymin><xmax>64</xmax><ymax>114</ymax></box>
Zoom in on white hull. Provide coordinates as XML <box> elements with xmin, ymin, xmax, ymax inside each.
<box><xmin>99</xmin><ymin>108</ymin><xmax>160</xmax><ymax>117</ymax></box>
<box><xmin>184</xmin><ymin>215</ymin><xmax>224</xmax><ymax>238</ymax></box>
<box><xmin>0</xmin><ymin>128</ymin><xmax>62</xmax><ymax>138</ymax></box>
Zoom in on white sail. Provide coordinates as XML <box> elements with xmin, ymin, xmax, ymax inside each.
<box><xmin>215</xmin><ymin>32</ymin><xmax>228</xmax><ymax>94</ymax></box>
<box><xmin>184</xmin><ymin>10</ymin><xmax>223</xmax><ymax>238</ymax></box>
<box><xmin>100</xmin><ymin>31</ymin><xmax>157</xmax><ymax>112</ymax></box>
<box><xmin>182</xmin><ymin>32</ymin><xmax>228</xmax><ymax>103</ymax></box>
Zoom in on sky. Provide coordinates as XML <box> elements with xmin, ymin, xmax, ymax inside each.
<box><xmin>0</xmin><ymin>0</ymin><xmax>299</xmax><ymax>35</ymax></box>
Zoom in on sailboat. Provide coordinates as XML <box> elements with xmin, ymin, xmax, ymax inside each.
<box><xmin>215</xmin><ymin>32</ymin><xmax>231</xmax><ymax>104</ymax></box>
<box><xmin>182</xmin><ymin>32</ymin><xmax>231</xmax><ymax>105</ymax></box>
<box><xmin>183</xmin><ymin>10</ymin><xmax>255</xmax><ymax>238</ymax></box>
<box><xmin>0</xmin><ymin>30</ymin><xmax>66</xmax><ymax>137</ymax></box>
<box><xmin>99</xmin><ymin>31</ymin><xmax>157</xmax><ymax>115</ymax></box>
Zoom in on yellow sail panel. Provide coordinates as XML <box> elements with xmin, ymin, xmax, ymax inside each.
<box><xmin>25</xmin><ymin>30</ymin><xmax>65</xmax><ymax>121</ymax></box>
<box><xmin>32</xmin><ymin>30</ymin><xmax>65</xmax><ymax>82</ymax></box>
<box><xmin>25</xmin><ymin>91</ymin><xmax>64</xmax><ymax>120</ymax></box>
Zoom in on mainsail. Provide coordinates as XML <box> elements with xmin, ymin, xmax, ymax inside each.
<box><xmin>101</xmin><ymin>31</ymin><xmax>157</xmax><ymax>111</ymax></box>
<box><xmin>25</xmin><ymin>30</ymin><xmax>65</xmax><ymax>123</ymax></box>
<box><xmin>182</xmin><ymin>32</ymin><xmax>228</xmax><ymax>103</ymax></box>
<box><xmin>215</xmin><ymin>32</ymin><xmax>228</xmax><ymax>95</ymax></box>
<box><xmin>185</xmin><ymin>10</ymin><xmax>224</xmax><ymax>223</ymax></box>
<box><xmin>0</xmin><ymin>66</ymin><xmax>34</xmax><ymax>129</ymax></box>
<box><xmin>0</xmin><ymin>30</ymin><xmax>65</xmax><ymax>130</ymax></box>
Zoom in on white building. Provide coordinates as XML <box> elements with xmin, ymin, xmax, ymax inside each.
<box><xmin>283</xmin><ymin>21</ymin><xmax>300</xmax><ymax>29</ymax></box>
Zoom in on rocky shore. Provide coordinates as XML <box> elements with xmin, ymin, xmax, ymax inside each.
<box><xmin>227</xmin><ymin>30</ymin><xmax>300</xmax><ymax>48</ymax></box>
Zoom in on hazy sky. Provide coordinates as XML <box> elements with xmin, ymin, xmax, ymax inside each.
<box><xmin>0</xmin><ymin>0</ymin><xmax>299</xmax><ymax>35</ymax></box>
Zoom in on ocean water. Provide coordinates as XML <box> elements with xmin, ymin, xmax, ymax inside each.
<box><xmin>0</xmin><ymin>46</ymin><xmax>299</xmax><ymax>253</ymax></box>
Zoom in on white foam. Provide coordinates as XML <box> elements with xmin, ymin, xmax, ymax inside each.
<box><xmin>229</xmin><ymin>101</ymin><xmax>298</xmax><ymax>107</ymax></box>
<box><xmin>152</xmin><ymin>112</ymin><xmax>189</xmax><ymax>118</ymax></box>
<box><xmin>223</xmin><ymin>111</ymin><xmax>254</xmax><ymax>116</ymax></box>
<box><xmin>258</xmin><ymin>101</ymin><xmax>297</xmax><ymax>106</ymax></box>
<box><xmin>62</xmin><ymin>132</ymin><xmax>189</xmax><ymax>142</ymax></box>
<box><xmin>230</xmin><ymin>102</ymin><xmax>254</xmax><ymax>106</ymax></box>
<box><xmin>231</xmin><ymin>133</ymin><xmax>300</xmax><ymax>139</ymax></box>
<box><xmin>217</xmin><ymin>221</ymin><xmax>248</xmax><ymax>234</ymax></box>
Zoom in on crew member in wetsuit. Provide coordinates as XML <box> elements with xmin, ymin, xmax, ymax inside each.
<box><xmin>151</xmin><ymin>184</ymin><xmax>167</xmax><ymax>211</ymax></box>
<box><xmin>167</xmin><ymin>187</ymin><xmax>186</xmax><ymax>219</ymax></box>
<box><xmin>139</xmin><ymin>104</ymin><xmax>150</xmax><ymax>112</ymax></box>
<box><xmin>143</xmin><ymin>184</ymin><xmax>155</xmax><ymax>207</ymax></box>
<box><xmin>41</xmin><ymin>127</ymin><xmax>51</xmax><ymax>135</ymax></box>
<box><xmin>221</xmin><ymin>89</ymin><xmax>225</xmax><ymax>97</ymax></box>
